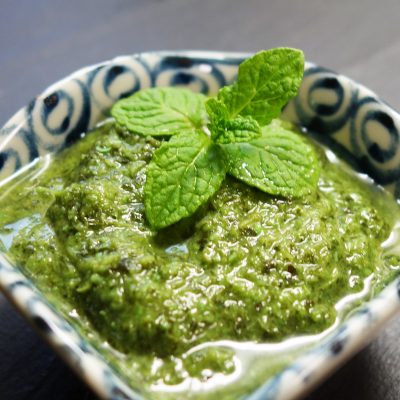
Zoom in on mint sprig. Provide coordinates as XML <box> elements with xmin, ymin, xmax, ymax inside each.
<box><xmin>111</xmin><ymin>48</ymin><xmax>319</xmax><ymax>229</ymax></box>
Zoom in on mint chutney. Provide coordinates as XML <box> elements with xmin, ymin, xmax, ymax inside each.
<box><xmin>0</xmin><ymin>120</ymin><xmax>399</xmax><ymax>396</ymax></box>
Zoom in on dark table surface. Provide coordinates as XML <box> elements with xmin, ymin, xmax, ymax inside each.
<box><xmin>2</xmin><ymin>1</ymin><xmax>400</xmax><ymax>399</ymax></box>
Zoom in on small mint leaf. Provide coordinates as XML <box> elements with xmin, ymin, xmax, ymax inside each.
<box><xmin>205</xmin><ymin>97</ymin><xmax>229</xmax><ymax>123</ymax></box>
<box><xmin>111</xmin><ymin>88</ymin><xmax>207</xmax><ymax>136</ymax></box>
<box><xmin>221</xmin><ymin>120</ymin><xmax>320</xmax><ymax>197</ymax></box>
<box><xmin>205</xmin><ymin>97</ymin><xmax>228</xmax><ymax>142</ymax></box>
<box><xmin>206</xmin><ymin>98</ymin><xmax>261</xmax><ymax>144</ymax></box>
<box><xmin>217</xmin><ymin>48</ymin><xmax>304</xmax><ymax>125</ymax></box>
<box><xmin>212</xmin><ymin>115</ymin><xmax>261</xmax><ymax>144</ymax></box>
<box><xmin>144</xmin><ymin>130</ymin><xmax>226</xmax><ymax>229</ymax></box>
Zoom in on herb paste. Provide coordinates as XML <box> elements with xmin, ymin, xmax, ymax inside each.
<box><xmin>0</xmin><ymin>120</ymin><xmax>399</xmax><ymax>398</ymax></box>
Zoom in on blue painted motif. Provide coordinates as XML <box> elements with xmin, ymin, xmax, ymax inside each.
<box><xmin>41</xmin><ymin>90</ymin><xmax>74</xmax><ymax>136</ymax></box>
<box><xmin>293</xmin><ymin>66</ymin><xmax>358</xmax><ymax>136</ymax></box>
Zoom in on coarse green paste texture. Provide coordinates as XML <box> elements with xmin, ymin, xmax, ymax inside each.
<box><xmin>0</xmin><ymin>120</ymin><xmax>399</xmax><ymax>395</ymax></box>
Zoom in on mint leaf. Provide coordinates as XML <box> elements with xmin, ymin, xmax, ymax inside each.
<box><xmin>111</xmin><ymin>88</ymin><xmax>207</xmax><ymax>136</ymax></box>
<box><xmin>217</xmin><ymin>48</ymin><xmax>304</xmax><ymax>125</ymax></box>
<box><xmin>221</xmin><ymin>121</ymin><xmax>319</xmax><ymax>197</ymax></box>
<box><xmin>144</xmin><ymin>130</ymin><xmax>226</xmax><ymax>229</ymax></box>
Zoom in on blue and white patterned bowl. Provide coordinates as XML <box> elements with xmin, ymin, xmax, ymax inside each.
<box><xmin>1</xmin><ymin>51</ymin><xmax>400</xmax><ymax>400</ymax></box>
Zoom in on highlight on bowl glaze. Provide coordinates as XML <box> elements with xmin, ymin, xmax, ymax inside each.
<box><xmin>1</xmin><ymin>51</ymin><xmax>400</xmax><ymax>400</ymax></box>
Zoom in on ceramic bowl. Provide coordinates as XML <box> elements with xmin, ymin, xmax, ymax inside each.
<box><xmin>1</xmin><ymin>51</ymin><xmax>400</xmax><ymax>400</ymax></box>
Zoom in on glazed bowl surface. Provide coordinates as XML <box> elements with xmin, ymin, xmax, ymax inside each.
<box><xmin>1</xmin><ymin>51</ymin><xmax>400</xmax><ymax>400</ymax></box>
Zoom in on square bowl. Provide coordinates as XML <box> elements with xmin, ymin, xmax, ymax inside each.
<box><xmin>1</xmin><ymin>51</ymin><xmax>400</xmax><ymax>400</ymax></box>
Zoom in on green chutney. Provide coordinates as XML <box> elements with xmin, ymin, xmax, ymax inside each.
<box><xmin>0</xmin><ymin>120</ymin><xmax>399</xmax><ymax>398</ymax></box>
